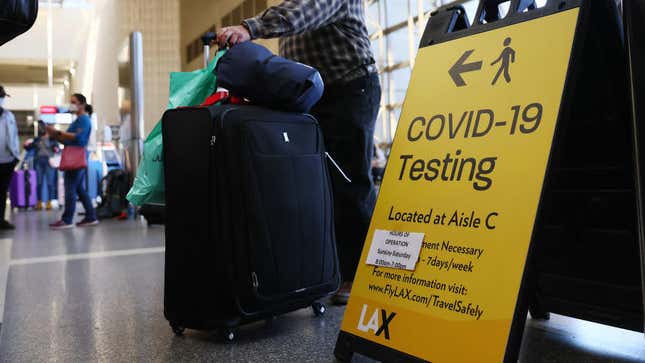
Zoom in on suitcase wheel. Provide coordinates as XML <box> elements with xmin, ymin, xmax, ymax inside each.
<box><xmin>222</xmin><ymin>328</ymin><xmax>236</xmax><ymax>342</ymax></box>
<box><xmin>312</xmin><ymin>302</ymin><xmax>326</xmax><ymax>317</ymax></box>
<box><xmin>170</xmin><ymin>323</ymin><xmax>185</xmax><ymax>336</ymax></box>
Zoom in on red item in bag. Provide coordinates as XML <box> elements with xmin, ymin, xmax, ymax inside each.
<box><xmin>200</xmin><ymin>90</ymin><xmax>229</xmax><ymax>107</ymax></box>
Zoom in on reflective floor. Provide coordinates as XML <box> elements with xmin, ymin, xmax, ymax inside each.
<box><xmin>0</xmin><ymin>209</ymin><xmax>643</xmax><ymax>362</ymax></box>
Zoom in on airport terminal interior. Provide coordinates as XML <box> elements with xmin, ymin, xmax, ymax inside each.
<box><xmin>0</xmin><ymin>0</ymin><xmax>644</xmax><ymax>362</ymax></box>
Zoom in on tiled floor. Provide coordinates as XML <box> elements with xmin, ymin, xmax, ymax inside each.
<box><xmin>0</xmin><ymin>209</ymin><xmax>643</xmax><ymax>362</ymax></box>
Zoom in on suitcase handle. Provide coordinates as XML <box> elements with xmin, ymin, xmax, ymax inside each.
<box><xmin>325</xmin><ymin>152</ymin><xmax>352</xmax><ymax>183</ymax></box>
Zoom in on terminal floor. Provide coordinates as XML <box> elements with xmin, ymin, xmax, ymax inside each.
<box><xmin>0</xmin><ymin>209</ymin><xmax>643</xmax><ymax>362</ymax></box>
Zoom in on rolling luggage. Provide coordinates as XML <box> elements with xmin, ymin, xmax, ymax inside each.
<box><xmin>10</xmin><ymin>169</ymin><xmax>37</xmax><ymax>209</ymax></box>
<box><xmin>97</xmin><ymin>169</ymin><xmax>130</xmax><ymax>219</ymax></box>
<box><xmin>138</xmin><ymin>34</ymin><xmax>221</xmax><ymax>226</ymax></box>
<box><xmin>139</xmin><ymin>202</ymin><xmax>165</xmax><ymax>225</ymax></box>
<box><xmin>162</xmin><ymin>103</ymin><xmax>340</xmax><ymax>339</ymax></box>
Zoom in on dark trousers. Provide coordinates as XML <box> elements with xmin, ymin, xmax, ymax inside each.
<box><xmin>0</xmin><ymin>161</ymin><xmax>15</xmax><ymax>221</ymax></box>
<box><xmin>62</xmin><ymin>169</ymin><xmax>96</xmax><ymax>224</ymax></box>
<box><xmin>311</xmin><ymin>73</ymin><xmax>381</xmax><ymax>281</ymax></box>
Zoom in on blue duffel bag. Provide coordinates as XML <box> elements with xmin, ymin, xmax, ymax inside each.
<box><xmin>215</xmin><ymin>42</ymin><xmax>324</xmax><ymax>113</ymax></box>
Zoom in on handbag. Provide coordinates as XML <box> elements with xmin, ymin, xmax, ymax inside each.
<box><xmin>59</xmin><ymin>146</ymin><xmax>87</xmax><ymax>171</ymax></box>
<box><xmin>49</xmin><ymin>153</ymin><xmax>61</xmax><ymax>169</ymax></box>
<box><xmin>0</xmin><ymin>0</ymin><xmax>38</xmax><ymax>46</ymax></box>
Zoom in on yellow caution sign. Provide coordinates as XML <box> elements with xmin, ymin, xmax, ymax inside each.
<box><xmin>339</xmin><ymin>8</ymin><xmax>579</xmax><ymax>362</ymax></box>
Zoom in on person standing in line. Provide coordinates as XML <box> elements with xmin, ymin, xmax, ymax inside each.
<box><xmin>25</xmin><ymin>121</ymin><xmax>59</xmax><ymax>211</ymax></box>
<box><xmin>217</xmin><ymin>0</ymin><xmax>381</xmax><ymax>305</ymax></box>
<box><xmin>47</xmin><ymin>93</ymin><xmax>98</xmax><ymax>229</ymax></box>
<box><xmin>0</xmin><ymin>86</ymin><xmax>20</xmax><ymax>230</ymax></box>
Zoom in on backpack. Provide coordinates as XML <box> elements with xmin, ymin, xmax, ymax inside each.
<box><xmin>97</xmin><ymin>169</ymin><xmax>130</xmax><ymax>219</ymax></box>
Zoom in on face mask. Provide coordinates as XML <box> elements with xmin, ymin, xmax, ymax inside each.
<box><xmin>0</xmin><ymin>98</ymin><xmax>5</xmax><ymax>108</ymax></box>
<box><xmin>69</xmin><ymin>104</ymin><xmax>79</xmax><ymax>112</ymax></box>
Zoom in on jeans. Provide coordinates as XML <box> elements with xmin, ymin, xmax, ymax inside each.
<box><xmin>0</xmin><ymin>160</ymin><xmax>16</xmax><ymax>221</ymax></box>
<box><xmin>62</xmin><ymin>168</ymin><xmax>96</xmax><ymax>224</ymax></box>
<box><xmin>311</xmin><ymin>72</ymin><xmax>381</xmax><ymax>282</ymax></box>
<box><xmin>35</xmin><ymin>157</ymin><xmax>54</xmax><ymax>202</ymax></box>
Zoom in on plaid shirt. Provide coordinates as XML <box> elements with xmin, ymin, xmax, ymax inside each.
<box><xmin>243</xmin><ymin>0</ymin><xmax>375</xmax><ymax>84</ymax></box>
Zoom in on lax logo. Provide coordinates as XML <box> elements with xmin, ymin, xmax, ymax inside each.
<box><xmin>357</xmin><ymin>304</ymin><xmax>396</xmax><ymax>340</ymax></box>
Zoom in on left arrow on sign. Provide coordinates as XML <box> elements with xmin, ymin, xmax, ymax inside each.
<box><xmin>449</xmin><ymin>49</ymin><xmax>483</xmax><ymax>87</ymax></box>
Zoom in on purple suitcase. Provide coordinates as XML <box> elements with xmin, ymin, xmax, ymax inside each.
<box><xmin>10</xmin><ymin>170</ymin><xmax>37</xmax><ymax>208</ymax></box>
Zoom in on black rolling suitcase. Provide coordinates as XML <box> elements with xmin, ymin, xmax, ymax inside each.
<box><xmin>138</xmin><ymin>202</ymin><xmax>165</xmax><ymax>225</ymax></box>
<box><xmin>162</xmin><ymin>103</ymin><xmax>340</xmax><ymax>340</ymax></box>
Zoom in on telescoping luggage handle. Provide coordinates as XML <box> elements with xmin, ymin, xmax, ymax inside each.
<box><xmin>201</xmin><ymin>32</ymin><xmax>217</xmax><ymax>68</ymax></box>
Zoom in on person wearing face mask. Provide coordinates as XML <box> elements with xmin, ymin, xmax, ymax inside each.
<box><xmin>46</xmin><ymin>93</ymin><xmax>98</xmax><ymax>229</ymax></box>
<box><xmin>0</xmin><ymin>86</ymin><xmax>20</xmax><ymax>230</ymax></box>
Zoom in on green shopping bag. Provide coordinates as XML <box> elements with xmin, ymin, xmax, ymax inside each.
<box><xmin>127</xmin><ymin>50</ymin><xmax>226</xmax><ymax>206</ymax></box>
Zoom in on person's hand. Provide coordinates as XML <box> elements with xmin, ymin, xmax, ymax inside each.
<box><xmin>45</xmin><ymin>125</ymin><xmax>56</xmax><ymax>136</ymax></box>
<box><xmin>217</xmin><ymin>25</ymin><xmax>251</xmax><ymax>47</ymax></box>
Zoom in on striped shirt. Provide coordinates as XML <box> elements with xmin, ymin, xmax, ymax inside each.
<box><xmin>243</xmin><ymin>0</ymin><xmax>375</xmax><ymax>84</ymax></box>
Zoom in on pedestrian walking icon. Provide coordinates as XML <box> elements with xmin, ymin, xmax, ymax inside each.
<box><xmin>490</xmin><ymin>37</ymin><xmax>516</xmax><ymax>85</ymax></box>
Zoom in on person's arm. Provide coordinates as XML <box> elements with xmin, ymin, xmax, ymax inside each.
<box><xmin>46</xmin><ymin>120</ymin><xmax>88</xmax><ymax>144</ymax></box>
<box><xmin>218</xmin><ymin>0</ymin><xmax>344</xmax><ymax>45</ymax></box>
<box><xmin>46</xmin><ymin>125</ymin><xmax>76</xmax><ymax>143</ymax></box>
<box><xmin>246</xmin><ymin>0</ymin><xmax>343</xmax><ymax>38</ymax></box>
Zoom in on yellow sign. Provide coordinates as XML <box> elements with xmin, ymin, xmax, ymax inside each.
<box><xmin>340</xmin><ymin>8</ymin><xmax>579</xmax><ymax>362</ymax></box>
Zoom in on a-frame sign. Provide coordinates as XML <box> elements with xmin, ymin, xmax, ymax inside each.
<box><xmin>335</xmin><ymin>0</ymin><xmax>644</xmax><ymax>362</ymax></box>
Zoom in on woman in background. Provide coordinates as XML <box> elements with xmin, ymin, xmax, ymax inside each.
<box><xmin>46</xmin><ymin>93</ymin><xmax>98</xmax><ymax>229</ymax></box>
<box><xmin>26</xmin><ymin>121</ymin><xmax>58</xmax><ymax>210</ymax></box>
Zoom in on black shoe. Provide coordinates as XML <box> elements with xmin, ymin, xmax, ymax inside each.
<box><xmin>0</xmin><ymin>220</ymin><xmax>15</xmax><ymax>230</ymax></box>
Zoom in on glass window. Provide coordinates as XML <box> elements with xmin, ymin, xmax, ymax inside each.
<box><xmin>462</xmin><ymin>0</ymin><xmax>480</xmax><ymax>22</ymax></box>
<box><xmin>425</xmin><ymin>0</ymin><xmax>444</xmax><ymax>12</ymax></box>
<box><xmin>498</xmin><ymin>1</ymin><xmax>511</xmax><ymax>18</ymax></box>
<box><xmin>375</xmin><ymin>108</ymin><xmax>388</xmax><ymax>142</ymax></box>
<box><xmin>366</xmin><ymin>1</ymin><xmax>382</xmax><ymax>35</ymax></box>
<box><xmin>386</xmin><ymin>27</ymin><xmax>410</xmax><ymax>66</ymax></box>
<box><xmin>390</xmin><ymin>67</ymin><xmax>411</xmax><ymax>105</ymax></box>
<box><xmin>385</xmin><ymin>0</ymin><xmax>410</xmax><ymax>27</ymax></box>
<box><xmin>371</xmin><ymin>40</ymin><xmax>385</xmax><ymax>68</ymax></box>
